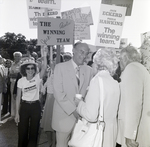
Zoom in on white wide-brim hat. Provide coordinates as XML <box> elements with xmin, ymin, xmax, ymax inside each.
<box><xmin>20</xmin><ymin>57</ymin><xmax>37</xmax><ymax>66</ymax></box>
<box><xmin>20</xmin><ymin>57</ymin><xmax>38</xmax><ymax>74</ymax></box>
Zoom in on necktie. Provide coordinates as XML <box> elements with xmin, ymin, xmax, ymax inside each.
<box><xmin>76</xmin><ymin>66</ymin><xmax>80</xmax><ymax>86</ymax></box>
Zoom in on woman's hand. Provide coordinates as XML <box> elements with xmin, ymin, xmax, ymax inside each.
<box><xmin>125</xmin><ymin>138</ymin><xmax>139</xmax><ymax>147</ymax></box>
<box><xmin>41</xmin><ymin>45</ymin><xmax>48</xmax><ymax>57</ymax></box>
<box><xmin>15</xmin><ymin>113</ymin><xmax>20</xmax><ymax>125</ymax></box>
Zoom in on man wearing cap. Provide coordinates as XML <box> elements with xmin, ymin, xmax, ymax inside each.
<box><xmin>63</xmin><ymin>52</ymin><xmax>72</xmax><ymax>62</ymax></box>
<box><xmin>9</xmin><ymin>52</ymin><xmax>22</xmax><ymax>118</ymax></box>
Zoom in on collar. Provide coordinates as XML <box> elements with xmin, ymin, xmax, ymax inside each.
<box><xmin>71</xmin><ymin>59</ymin><xmax>79</xmax><ymax>70</ymax></box>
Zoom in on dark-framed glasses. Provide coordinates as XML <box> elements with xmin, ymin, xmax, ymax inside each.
<box><xmin>26</xmin><ymin>67</ymin><xmax>35</xmax><ymax>70</ymax></box>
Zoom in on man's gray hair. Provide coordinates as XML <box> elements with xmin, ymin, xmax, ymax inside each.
<box><xmin>13</xmin><ymin>51</ymin><xmax>22</xmax><ymax>57</ymax></box>
<box><xmin>120</xmin><ymin>45</ymin><xmax>141</xmax><ymax>63</ymax></box>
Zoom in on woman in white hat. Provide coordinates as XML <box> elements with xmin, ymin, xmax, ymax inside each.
<box><xmin>15</xmin><ymin>46</ymin><xmax>48</xmax><ymax>147</ymax></box>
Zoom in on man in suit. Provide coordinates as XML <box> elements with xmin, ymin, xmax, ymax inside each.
<box><xmin>117</xmin><ymin>45</ymin><xmax>150</xmax><ymax>147</ymax></box>
<box><xmin>52</xmin><ymin>42</ymin><xmax>93</xmax><ymax>147</ymax></box>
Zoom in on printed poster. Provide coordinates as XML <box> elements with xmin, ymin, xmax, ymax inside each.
<box><xmin>95</xmin><ymin>4</ymin><xmax>126</xmax><ymax>48</ymax></box>
<box><xmin>27</xmin><ymin>0</ymin><xmax>61</xmax><ymax>10</ymax></box>
<box><xmin>101</xmin><ymin>0</ymin><xmax>134</xmax><ymax>16</ymax></box>
<box><xmin>140</xmin><ymin>31</ymin><xmax>150</xmax><ymax>74</ymax></box>
<box><xmin>27</xmin><ymin>6</ymin><xmax>61</xmax><ymax>28</ymax></box>
<box><xmin>61</xmin><ymin>7</ymin><xmax>93</xmax><ymax>40</ymax></box>
<box><xmin>37</xmin><ymin>17</ymin><xmax>74</xmax><ymax>45</ymax></box>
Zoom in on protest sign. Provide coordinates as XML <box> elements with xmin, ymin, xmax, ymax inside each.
<box><xmin>141</xmin><ymin>31</ymin><xmax>150</xmax><ymax>44</ymax></box>
<box><xmin>95</xmin><ymin>4</ymin><xmax>126</xmax><ymax>48</ymax></box>
<box><xmin>61</xmin><ymin>7</ymin><xmax>93</xmax><ymax>40</ymax></box>
<box><xmin>27</xmin><ymin>0</ymin><xmax>61</xmax><ymax>10</ymax></box>
<box><xmin>101</xmin><ymin>0</ymin><xmax>134</xmax><ymax>16</ymax></box>
<box><xmin>37</xmin><ymin>17</ymin><xmax>74</xmax><ymax>45</ymax></box>
<box><xmin>75</xmin><ymin>24</ymin><xmax>90</xmax><ymax>40</ymax></box>
<box><xmin>140</xmin><ymin>31</ymin><xmax>150</xmax><ymax>73</ymax></box>
<box><xmin>27</xmin><ymin>5</ymin><xmax>61</xmax><ymax>28</ymax></box>
<box><xmin>61</xmin><ymin>7</ymin><xmax>93</xmax><ymax>25</ymax></box>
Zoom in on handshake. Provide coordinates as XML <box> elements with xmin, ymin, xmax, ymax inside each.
<box><xmin>74</xmin><ymin>94</ymin><xmax>83</xmax><ymax>107</ymax></box>
<box><xmin>73</xmin><ymin>94</ymin><xmax>83</xmax><ymax>119</ymax></box>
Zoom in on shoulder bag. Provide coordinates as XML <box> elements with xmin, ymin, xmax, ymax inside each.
<box><xmin>68</xmin><ymin>77</ymin><xmax>105</xmax><ymax>147</ymax></box>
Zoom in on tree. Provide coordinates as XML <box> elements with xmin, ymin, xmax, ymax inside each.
<box><xmin>0</xmin><ymin>32</ymin><xmax>27</xmax><ymax>59</ymax></box>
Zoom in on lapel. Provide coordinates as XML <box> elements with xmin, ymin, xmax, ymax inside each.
<box><xmin>66</xmin><ymin>61</ymin><xmax>79</xmax><ymax>91</ymax></box>
<box><xmin>79</xmin><ymin>65</ymin><xmax>85</xmax><ymax>91</ymax></box>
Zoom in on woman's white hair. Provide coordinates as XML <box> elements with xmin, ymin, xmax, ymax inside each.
<box><xmin>93</xmin><ymin>48</ymin><xmax>119</xmax><ymax>76</ymax></box>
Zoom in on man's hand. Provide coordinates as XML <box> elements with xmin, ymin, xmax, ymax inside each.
<box><xmin>73</xmin><ymin>110</ymin><xmax>79</xmax><ymax>119</ymax></box>
<box><xmin>125</xmin><ymin>138</ymin><xmax>139</xmax><ymax>147</ymax></box>
<box><xmin>74</xmin><ymin>97</ymin><xmax>82</xmax><ymax>107</ymax></box>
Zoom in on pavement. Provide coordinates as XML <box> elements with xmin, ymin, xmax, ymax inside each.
<box><xmin>0</xmin><ymin>113</ymin><xmax>49</xmax><ymax>147</ymax></box>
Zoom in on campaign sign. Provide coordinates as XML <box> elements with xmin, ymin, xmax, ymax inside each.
<box><xmin>101</xmin><ymin>0</ymin><xmax>134</xmax><ymax>16</ymax></box>
<box><xmin>27</xmin><ymin>6</ymin><xmax>61</xmax><ymax>28</ymax></box>
<box><xmin>95</xmin><ymin>4</ymin><xmax>126</xmax><ymax>48</ymax></box>
<box><xmin>61</xmin><ymin>7</ymin><xmax>93</xmax><ymax>40</ymax></box>
<box><xmin>74</xmin><ymin>24</ymin><xmax>90</xmax><ymax>40</ymax></box>
<box><xmin>27</xmin><ymin>0</ymin><xmax>61</xmax><ymax>10</ymax></box>
<box><xmin>140</xmin><ymin>32</ymin><xmax>150</xmax><ymax>73</ymax></box>
<box><xmin>37</xmin><ymin>17</ymin><xmax>74</xmax><ymax>45</ymax></box>
<box><xmin>61</xmin><ymin>7</ymin><xmax>93</xmax><ymax>25</ymax></box>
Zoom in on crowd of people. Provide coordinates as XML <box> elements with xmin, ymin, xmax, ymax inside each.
<box><xmin>0</xmin><ymin>42</ymin><xmax>150</xmax><ymax>147</ymax></box>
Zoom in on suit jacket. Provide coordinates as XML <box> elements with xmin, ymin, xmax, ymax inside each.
<box><xmin>118</xmin><ymin>62</ymin><xmax>150</xmax><ymax>147</ymax></box>
<box><xmin>77</xmin><ymin>70</ymin><xmax>120</xmax><ymax>147</ymax></box>
<box><xmin>52</xmin><ymin>60</ymin><xmax>93</xmax><ymax>132</ymax></box>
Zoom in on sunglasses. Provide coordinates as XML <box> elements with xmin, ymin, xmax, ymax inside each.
<box><xmin>26</xmin><ymin>67</ymin><xmax>35</xmax><ymax>70</ymax></box>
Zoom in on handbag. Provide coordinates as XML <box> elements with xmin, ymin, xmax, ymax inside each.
<box><xmin>68</xmin><ymin>77</ymin><xmax>105</xmax><ymax>147</ymax></box>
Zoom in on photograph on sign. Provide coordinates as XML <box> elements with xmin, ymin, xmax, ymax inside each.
<box><xmin>37</xmin><ymin>17</ymin><xmax>74</xmax><ymax>45</ymax></box>
<box><xmin>95</xmin><ymin>4</ymin><xmax>126</xmax><ymax>48</ymax></box>
<box><xmin>119</xmin><ymin>38</ymin><xmax>128</xmax><ymax>49</ymax></box>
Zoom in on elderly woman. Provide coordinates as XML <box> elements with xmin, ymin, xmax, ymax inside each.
<box><xmin>75</xmin><ymin>48</ymin><xmax>120</xmax><ymax>147</ymax></box>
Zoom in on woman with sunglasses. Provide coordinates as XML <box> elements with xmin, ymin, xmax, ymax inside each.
<box><xmin>15</xmin><ymin>46</ymin><xmax>48</xmax><ymax>147</ymax></box>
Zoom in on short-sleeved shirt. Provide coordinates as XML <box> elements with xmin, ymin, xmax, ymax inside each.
<box><xmin>17</xmin><ymin>74</ymin><xmax>42</xmax><ymax>101</ymax></box>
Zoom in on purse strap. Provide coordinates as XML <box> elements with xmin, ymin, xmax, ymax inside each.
<box><xmin>98</xmin><ymin>77</ymin><xmax>104</xmax><ymax>122</ymax></box>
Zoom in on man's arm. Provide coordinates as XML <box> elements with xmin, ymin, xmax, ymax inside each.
<box><xmin>122</xmin><ymin>64</ymin><xmax>143</xmax><ymax>141</ymax></box>
<box><xmin>53</xmin><ymin>64</ymin><xmax>76</xmax><ymax>116</ymax></box>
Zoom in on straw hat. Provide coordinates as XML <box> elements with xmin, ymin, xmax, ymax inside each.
<box><xmin>20</xmin><ymin>58</ymin><xmax>38</xmax><ymax>76</ymax></box>
<box><xmin>20</xmin><ymin>57</ymin><xmax>37</xmax><ymax>67</ymax></box>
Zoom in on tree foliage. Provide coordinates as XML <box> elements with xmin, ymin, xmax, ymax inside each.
<box><xmin>0</xmin><ymin>32</ymin><xmax>38</xmax><ymax>60</ymax></box>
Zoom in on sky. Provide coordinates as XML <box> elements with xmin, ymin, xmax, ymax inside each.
<box><xmin>0</xmin><ymin>0</ymin><xmax>150</xmax><ymax>52</ymax></box>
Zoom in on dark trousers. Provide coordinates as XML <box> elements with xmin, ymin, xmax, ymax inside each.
<box><xmin>18</xmin><ymin>101</ymin><xmax>41</xmax><ymax>147</ymax></box>
<box><xmin>2</xmin><ymin>84</ymin><xmax>11</xmax><ymax>115</ymax></box>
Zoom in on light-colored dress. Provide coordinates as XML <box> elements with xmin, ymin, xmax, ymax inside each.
<box><xmin>77</xmin><ymin>70</ymin><xmax>120</xmax><ymax>147</ymax></box>
<box><xmin>40</xmin><ymin>71</ymin><xmax>55</xmax><ymax>132</ymax></box>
